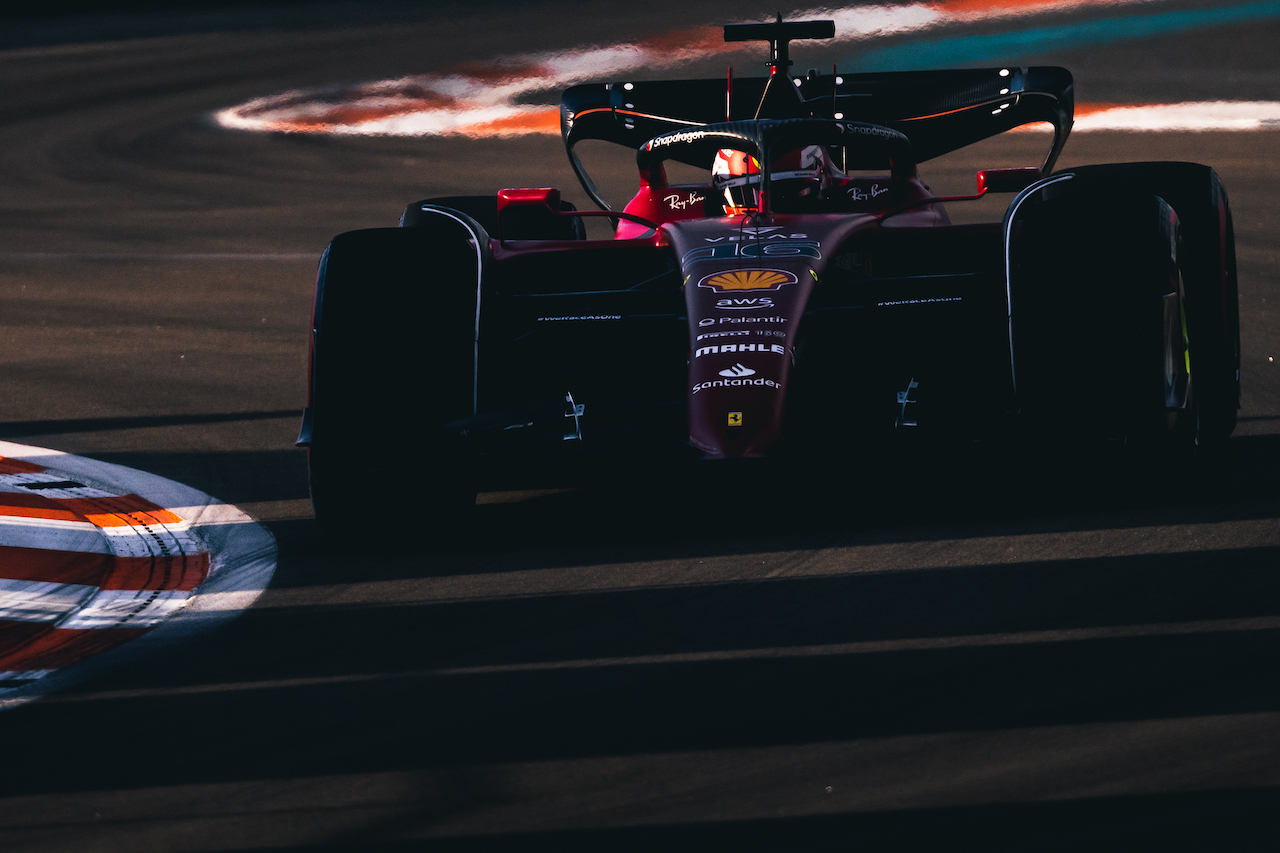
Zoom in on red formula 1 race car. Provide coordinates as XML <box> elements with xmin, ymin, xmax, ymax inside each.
<box><xmin>298</xmin><ymin>18</ymin><xmax>1239</xmax><ymax>524</ymax></box>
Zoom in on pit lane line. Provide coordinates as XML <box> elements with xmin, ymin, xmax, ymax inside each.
<box><xmin>0</xmin><ymin>440</ymin><xmax>277</xmax><ymax>711</ymax></box>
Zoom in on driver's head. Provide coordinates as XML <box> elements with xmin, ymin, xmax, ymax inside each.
<box><xmin>712</xmin><ymin>145</ymin><xmax>832</xmax><ymax>215</ymax></box>
<box><xmin>712</xmin><ymin>148</ymin><xmax>762</xmax><ymax>215</ymax></box>
<box><xmin>770</xmin><ymin>145</ymin><xmax>830</xmax><ymax>210</ymax></box>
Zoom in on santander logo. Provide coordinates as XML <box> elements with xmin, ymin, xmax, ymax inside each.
<box><xmin>718</xmin><ymin>363</ymin><xmax>755</xmax><ymax>378</ymax></box>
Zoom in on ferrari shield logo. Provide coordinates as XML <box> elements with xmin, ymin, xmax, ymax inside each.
<box><xmin>698</xmin><ymin>269</ymin><xmax>798</xmax><ymax>292</ymax></box>
<box><xmin>727</xmin><ymin>412</ymin><xmax>743</xmax><ymax>427</ymax></box>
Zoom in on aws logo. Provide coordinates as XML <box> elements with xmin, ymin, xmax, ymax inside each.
<box><xmin>698</xmin><ymin>269</ymin><xmax>796</xmax><ymax>293</ymax></box>
<box><xmin>715</xmin><ymin>296</ymin><xmax>775</xmax><ymax>310</ymax></box>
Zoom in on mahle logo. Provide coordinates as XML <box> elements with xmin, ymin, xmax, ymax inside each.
<box><xmin>698</xmin><ymin>269</ymin><xmax>797</xmax><ymax>293</ymax></box>
<box><xmin>697</xmin><ymin>343</ymin><xmax>785</xmax><ymax>359</ymax></box>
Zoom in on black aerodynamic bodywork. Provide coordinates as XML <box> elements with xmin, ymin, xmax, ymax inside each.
<box><xmin>299</xmin><ymin>18</ymin><xmax>1239</xmax><ymax>525</ymax></box>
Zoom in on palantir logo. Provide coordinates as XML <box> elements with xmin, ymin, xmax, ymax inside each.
<box><xmin>718</xmin><ymin>363</ymin><xmax>755</xmax><ymax>378</ymax></box>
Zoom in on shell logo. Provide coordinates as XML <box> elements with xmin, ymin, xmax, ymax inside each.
<box><xmin>697</xmin><ymin>269</ymin><xmax>798</xmax><ymax>292</ymax></box>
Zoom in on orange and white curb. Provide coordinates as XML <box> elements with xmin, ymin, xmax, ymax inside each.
<box><xmin>0</xmin><ymin>440</ymin><xmax>276</xmax><ymax>711</ymax></box>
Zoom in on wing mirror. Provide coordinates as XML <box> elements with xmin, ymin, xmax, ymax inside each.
<box><xmin>497</xmin><ymin>187</ymin><xmax>561</xmax><ymax>214</ymax></box>
<box><xmin>496</xmin><ymin>187</ymin><xmax>563</xmax><ymax>241</ymax></box>
<box><xmin>496</xmin><ymin>187</ymin><xmax>659</xmax><ymax>239</ymax></box>
<box><xmin>977</xmin><ymin>167</ymin><xmax>1042</xmax><ymax>194</ymax></box>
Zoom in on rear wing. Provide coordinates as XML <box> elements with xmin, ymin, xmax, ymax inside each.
<box><xmin>560</xmin><ymin>67</ymin><xmax>1074</xmax><ymax>211</ymax></box>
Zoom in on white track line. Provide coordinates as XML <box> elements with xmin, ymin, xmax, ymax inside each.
<box><xmin>0</xmin><ymin>518</ymin><xmax>107</xmax><ymax>553</ymax></box>
<box><xmin>59</xmin><ymin>589</ymin><xmax>194</xmax><ymax>629</ymax></box>
<box><xmin>0</xmin><ymin>579</ymin><xmax>97</xmax><ymax>622</ymax></box>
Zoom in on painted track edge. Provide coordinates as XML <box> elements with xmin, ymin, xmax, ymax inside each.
<box><xmin>0</xmin><ymin>440</ymin><xmax>278</xmax><ymax>711</ymax></box>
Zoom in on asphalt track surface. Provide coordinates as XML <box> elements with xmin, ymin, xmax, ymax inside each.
<box><xmin>1</xmin><ymin>2</ymin><xmax>1280</xmax><ymax>849</ymax></box>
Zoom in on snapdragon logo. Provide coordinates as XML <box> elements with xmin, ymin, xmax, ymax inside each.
<box><xmin>647</xmin><ymin>129</ymin><xmax>708</xmax><ymax>149</ymax></box>
<box><xmin>838</xmin><ymin>123</ymin><xmax>905</xmax><ymax>141</ymax></box>
<box><xmin>719</xmin><ymin>363</ymin><xmax>755</xmax><ymax>377</ymax></box>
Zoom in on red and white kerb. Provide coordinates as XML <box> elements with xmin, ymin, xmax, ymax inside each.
<box><xmin>0</xmin><ymin>455</ymin><xmax>209</xmax><ymax>691</ymax></box>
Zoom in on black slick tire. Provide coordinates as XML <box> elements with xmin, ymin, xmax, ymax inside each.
<box><xmin>306</xmin><ymin>225</ymin><xmax>484</xmax><ymax>538</ymax></box>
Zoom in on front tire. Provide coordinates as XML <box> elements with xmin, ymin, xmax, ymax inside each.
<box><xmin>306</xmin><ymin>226</ymin><xmax>484</xmax><ymax>535</ymax></box>
<box><xmin>1047</xmin><ymin>163</ymin><xmax>1239</xmax><ymax>446</ymax></box>
<box><xmin>1008</xmin><ymin>163</ymin><xmax>1239</xmax><ymax>461</ymax></box>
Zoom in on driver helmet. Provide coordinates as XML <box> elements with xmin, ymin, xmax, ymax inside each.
<box><xmin>712</xmin><ymin>148</ymin><xmax>762</xmax><ymax>215</ymax></box>
<box><xmin>712</xmin><ymin>145</ymin><xmax>830</xmax><ymax>215</ymax></box>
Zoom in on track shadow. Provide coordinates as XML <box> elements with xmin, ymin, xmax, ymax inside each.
<box><xmin>6</xmin><ymin>537</ymin><xmax>1280</xmax><ymax>789</ymax></box>
<box><xmin>266</xmin><ymin>433</ymin><xmax>1280</xmax><ymax>581</ymax></box>
<box><xmin>81</xmin><ymin>447</ymin><xmax>310</xmax><ymax>506</ymax></box>
<box><xmin>229</xmin><ymin>788</ymin><xmax>1280</xmax><ymax>852</ymax></box>
<box><xmin>0</xmin><ymin>409</ymin><xmax>300</xmax><ymax>438</ymax></box>
<box><xmin>3</xmin><ymin>435</ymin><xmax>1277</xmax><ymax>846</ymax></box>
